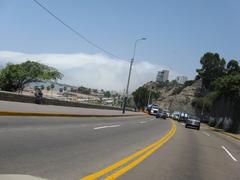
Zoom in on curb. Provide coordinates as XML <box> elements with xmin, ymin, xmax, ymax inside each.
<box><xmin>202</xmin><ymin>123</ymin><xmax>240</xmax><ymax>141</ymax></box>
<box><xmin>221</xmin><ymin>131</ymin><xmax>240</xmax><ymax>141</ymax></box>
<box><xmin>0</xmin><ymin>111</ymin><xmax>145</xmax><ymax>118</ymax></box>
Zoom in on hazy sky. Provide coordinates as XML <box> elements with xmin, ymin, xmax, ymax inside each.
<box><xmin>0</xmin><ymin>0</ymin><xmax>240</xmax><ymax>91</ymax></box>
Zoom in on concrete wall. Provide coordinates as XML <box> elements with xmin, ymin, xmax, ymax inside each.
<box><xmin>0</xmin><ymin>91</ymin><xmax>125</xmax><ymax>111</ymax></box>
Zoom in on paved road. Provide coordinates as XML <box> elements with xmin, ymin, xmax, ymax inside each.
<box><xmin>0</xmin><ymin>116</ymin><xmax>239</xmax><ymax>180</ymax></box>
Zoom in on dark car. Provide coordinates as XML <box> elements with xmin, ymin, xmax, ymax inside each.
<box><xmin>156</xmin><ymin>111</ymin><xmax>167</xmax><ymax>119</ymax></box>
<box><xmin>178</xmin><ymin>112</ymin><xmax>188</xmax><ymax>122</ymax></box>
<box><xmin>185</xmin><ymin>115</ymin><xmax>201</xmax><ymax>130</ymax></box>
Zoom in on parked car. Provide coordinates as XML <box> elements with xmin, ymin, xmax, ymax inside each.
<box><xmin>185</xmin><ymin>115</ymin><xmax>201</xmax><ymax>130</ymax></box>
<box><xmin>156</xmin><ymin>111</ymin><xmax>167</xmax><ymax>119</ymax></box>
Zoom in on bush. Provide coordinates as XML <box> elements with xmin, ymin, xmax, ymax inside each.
<box><xmin>171</xmin><ymin>80</ymin><xmax>195</xmax><ymax>95</ymax></box>
<box><xmin>208</xmin><ymin>117</ymin><xmax>216</xmax><ymax>127</ymax></box>
<box><xmin>172</xmin><ymin>86</ymin><xmax>184</xmax><ymax>95</ymax></box>
<box><xmin>192</xmin><ymin>91</ymin><xmax>220</xmax><ymax>112</ymax></box>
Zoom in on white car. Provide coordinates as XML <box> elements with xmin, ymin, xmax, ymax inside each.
<box><xmin>185</xmin><ymin>115</ymin><xmax>201</xmax><ymax>130</ymax></box>
<box><xmin>150</xmin><ymin>106</ymin><xmax>159</xmax><ymax>115</ymax></box>
<box><xmin>147</xmin><ymin>104</ymin><xmax>159</xmax><ymax>115</ymax></box>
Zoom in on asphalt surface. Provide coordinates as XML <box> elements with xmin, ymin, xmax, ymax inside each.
<box><xmin>0</xmin><ymin>116</ymin><xmax>239</xmax><ymax>180</ymax></box>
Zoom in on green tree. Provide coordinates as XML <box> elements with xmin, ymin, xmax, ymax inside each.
<box><xmin>104</xmin><ymin>91</ymin><xmax>111</xmax><ymax>98</ymax></box>
<box><xmin>132</xmin><ymin>87</ymin><xmax>149</xmax><ymax>110</ymax></box>
<box><xmin>214</xmin><ymin>73</ymin><xmax>240</xmax><ymax>100</ymax></box>
<box><xmin>77</xmin><ymin>86</ymin><xmax>91</xmax><ymax>94</ymax></box>
<box><xmin>151</xmin><ymin>91</ymin><xmax>160</xmax><ymax>100</ymax></box>
<box><xmin>196</xmin><ymin>52</ymin><xmax>226</xmax><ymax>90</ymax></box>
<box><xmin>0</xmin><ymin>61</ymin><xmax>63</xmax><ymax>92</ymax></box>
<box><xmin>226</xmin><ymin>60</ymin><xmax>239</xmax><ymax>74</ymax></box>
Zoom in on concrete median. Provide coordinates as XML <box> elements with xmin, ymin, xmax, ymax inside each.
<box><xmin>0</xmin><ymin>101</ymin><xmax>145</xmax><ymax>118</ymax></box>
<box><xmin>0</xmin><ymin>111</ymin><xmax>144</xmax><ymax>118</ymax></box>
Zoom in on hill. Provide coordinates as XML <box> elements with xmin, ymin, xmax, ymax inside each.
<box><xmin>143</xmin><ymin>80</ymin><xmax>202</xmax><ymax>115</ymax></box>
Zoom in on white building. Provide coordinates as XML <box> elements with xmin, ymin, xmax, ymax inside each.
<box><xmin>176</xmin><ymin>76</ymin><xmax>188</xmax><ymax>84</ymax></box>
<box><xmin>156</xmin><ymin>70</ymin><xmax>169</xmax><ymax>83</ymax></box>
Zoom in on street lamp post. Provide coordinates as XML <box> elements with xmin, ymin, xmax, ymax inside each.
<box><xmin>122</xmin><ymin>38</ymin><xmax>146</xmax><ymax>114</ymax></box>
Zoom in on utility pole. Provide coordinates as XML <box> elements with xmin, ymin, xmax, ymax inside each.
<box><xmin>122</xmin><ymin>38</ymin><xmax>146</xmax><ymax>114</ymax></box>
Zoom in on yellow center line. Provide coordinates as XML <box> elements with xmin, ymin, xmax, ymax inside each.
<box><xmin>80</xmin><ymin>121</ymin><xmax>176</xmax><ymax>180</ymax></box>
<box><xmin>105</xmin><ymin>123</ymin><xmax>176</xmax><ymax>179</ymax></box>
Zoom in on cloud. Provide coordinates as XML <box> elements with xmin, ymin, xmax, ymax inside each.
<box><xmin>0</xmin><ymin>51</ymin><xmax>180</xmax><ymax>92</ymax></box>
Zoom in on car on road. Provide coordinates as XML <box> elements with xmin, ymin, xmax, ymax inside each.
<box><xmin>178</xmin><ymin>112</ymin><xmax>188</xmax><ymax>122</ymax></box>
<box><xmin>173</xmin><ymin>114</ymin><xmax>180</xmax><ymax>120</ymax></box>
<box><xmin>156</xmin><ymin>111</ymin><xmax>167</xmax><ymax>119</ymax></box>
<box><xmin>162</xmin><ymin>109</ymin><xmax>170</xmax><ymax>117</ymax></box>
<box><xmin>185</xmin><ymin>115</ymin><xmax>201</xmax><ymax>130</ymax></box>
<box><xmin>172</xmin><ymin>111</ymin><xmax>180</xmax><ymax>120</ymax></box>
<box><xmin>147</xmin><ymin>104</ymin><xmax>160</xmax><ymax>115</ymax></box>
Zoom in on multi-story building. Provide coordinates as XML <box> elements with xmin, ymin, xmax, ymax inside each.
<box><xmin>156</xmin><ymin>70</ymin><xmax>169</xmax><ymax>83</ymax></box>
<box><xmin>176</xmin><ymin>76</ymin><xmax>188</xmax><ymax>84</ymax></box>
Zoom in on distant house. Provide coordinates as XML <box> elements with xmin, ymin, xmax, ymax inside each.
<box><xmin>176</xmin><ymin>76</ymin><xmax>188</xmax><ymax>84</ymax></box>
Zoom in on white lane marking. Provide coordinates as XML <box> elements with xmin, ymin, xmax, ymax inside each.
<box><xmin>221</xmin><ymin>146</ymin><xmax>238</xmax><ymax>162</ymax></box>
<box><xmin>150</xmin><ymin>119</ymin><xmax>155</xmax><ymax>121</ymax></box>
<box><xmin>94</xmin><ymin>125</ymin><xmax>120</xmax><ymax>130</ymax></box>
<box><xmin>0</xmin><ymin>174</ymin><xmax>47</xmax><ymax>180</ymax></box>
<box><xmin>203</xmin><ymin>132</ymin><xmax>210</xmax><ymax>136</ymax></box>
<box><xmin>139</xmin><ymin>121</ymin><xmax>147</xmax><ymax>124</ymax></box>
<box><xmin>181</xmin><ymin>123</ymin><xmax>185</xmax><ymax>126</ymax></box>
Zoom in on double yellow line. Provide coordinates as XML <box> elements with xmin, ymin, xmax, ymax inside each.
<box><xmin>81</xmin><ymin>121</ymin><xmax>176</xmax><ymax>180</ymax></box>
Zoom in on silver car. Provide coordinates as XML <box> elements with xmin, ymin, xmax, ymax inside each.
<box><xmin>185</xmin><ymin>115</ymin><xmax>201</xmax><ymax>130</ymax></box>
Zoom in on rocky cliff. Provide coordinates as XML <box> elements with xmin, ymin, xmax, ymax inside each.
<box><xmin>144</xmin><ymin>80</ymin><xmax>202</xmax><ymax>115</ymax></box>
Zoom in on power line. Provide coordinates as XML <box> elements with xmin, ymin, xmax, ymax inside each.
<box><xmin>32</xmin><ymin>0</ymin><xmax>123</xmax><ymax>60</ymax></box>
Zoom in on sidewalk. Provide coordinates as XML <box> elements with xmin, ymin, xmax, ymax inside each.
<box><xmin>0</xmin><ymin>100</ymin><xmax>145</xmax><ymax>117</ymax></box>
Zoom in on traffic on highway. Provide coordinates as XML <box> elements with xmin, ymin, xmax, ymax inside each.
<box><xmin>0</xmin><ymin>113</ymin><xmax>239</xmax><ymax>180</ymax></box>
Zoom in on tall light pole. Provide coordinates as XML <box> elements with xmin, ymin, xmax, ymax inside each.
<box><xmin>122</xmin><ymin>37</ymin><xmax>146</xmax><ymax>114</ymax></box>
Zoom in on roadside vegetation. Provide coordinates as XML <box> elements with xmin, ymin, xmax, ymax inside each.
<box><xmin>193</xmin><ymin>52</ymin><xmax>240</xmax><ymax>133</ymax></box>
<box><xmin>193</xmin><ymin>53</ymin><xmax>240</xmax><ymax>113</ymax></box>
<box><xmin>0</xmin><ymin>60</ymin><xmax>63</xmax><ymax>92</ymax></box>
<box><xmin>132</xmin><ymin>52</ymin><xmax>240</xmax><ymax>133</ymax></box>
